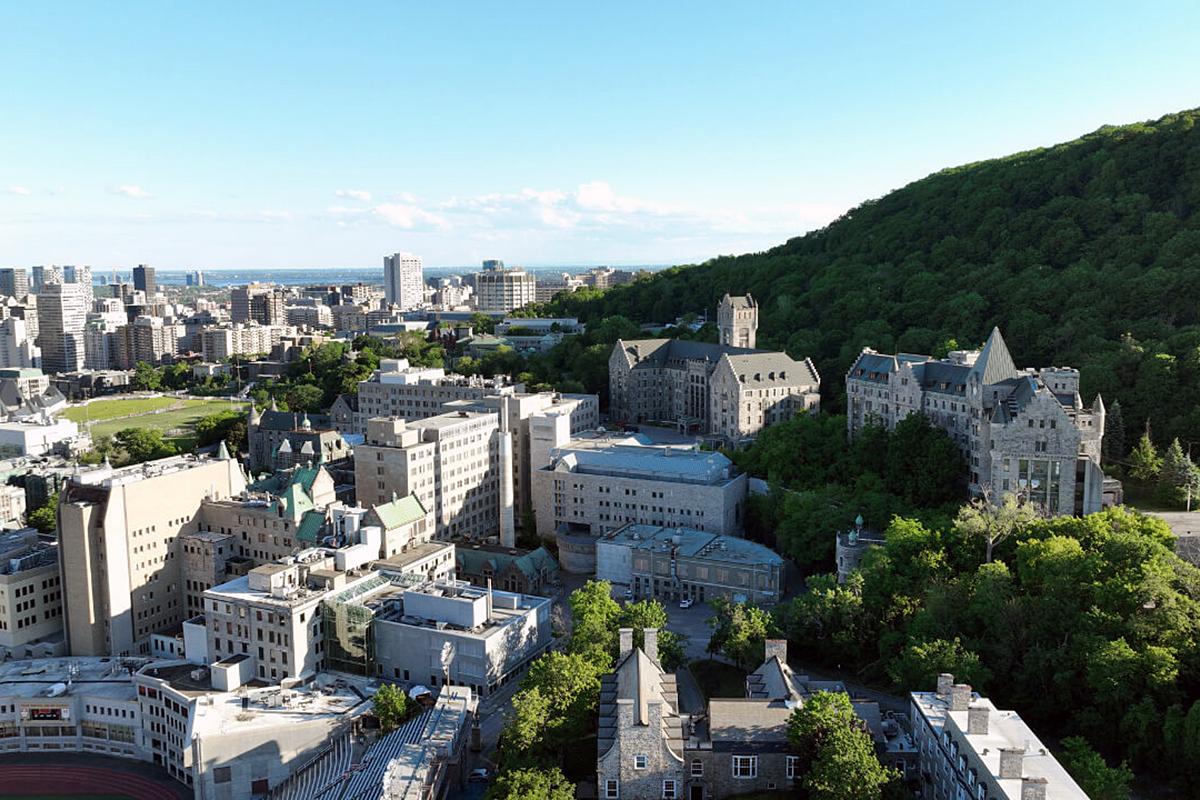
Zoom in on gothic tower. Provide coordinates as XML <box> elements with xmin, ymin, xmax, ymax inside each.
<box><xmin>718</xmin><ymin>293</ymin><xmax>757</xmax><ymax>349</ymax></box>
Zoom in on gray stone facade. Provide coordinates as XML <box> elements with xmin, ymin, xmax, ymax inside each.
<box><xmin>846</xmin><ymin>328</ymin><xmax>1108</xmax><ymax>515</ymax></box>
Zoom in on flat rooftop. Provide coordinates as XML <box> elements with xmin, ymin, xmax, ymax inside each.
<box><xmin>0</xmin><ymin>657</ymin><xmax>152</xmax><ymax>701</ymax></box>
<box><xmin>601</xmin><ymin>524</ymin><xmax>782</xmax><ymax>566</ymax></box>
<box><xmin>372</xmin><ymin>541</ymin><xmax>454</xmax><ymax>571</ymax></box>
<box><xmin>549</xmin><ymin>440</ymin><xmax>736</xmax><ymax>485</ymax></box>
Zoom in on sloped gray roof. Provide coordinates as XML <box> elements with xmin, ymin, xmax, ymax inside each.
<box><xmin>971</xmin><ymin>327</ymin><xmax>1018</xmax><ymax>386</ymax></box>
<box><xmin>723</xmin><ymin>352</ymin><xmax>819</xmax><ymax>388</ymax></box>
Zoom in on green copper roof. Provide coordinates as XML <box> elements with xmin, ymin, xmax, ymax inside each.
<box><xmin>249</xmin><ymin>464</ymin><xmax>323</xmax><ymax>495</ymax></box>
<box><xmin>277</xmin><ymin>481</ymin><xmax>315</xmax><ymax>518</ymax></box>
<box><xmin>455</xmin><ymin>546</ymin><xmax>558</xmax><ymax>580</ymax></box>
<box><xmin>371</xmin><ymin>494</ymin><xmax>428</xmax><ymax>530</ymax></box>
<box><xmin>296</xmin><ymin>510</ymin><xmax>327</xmax><ymax>543</ymax></box>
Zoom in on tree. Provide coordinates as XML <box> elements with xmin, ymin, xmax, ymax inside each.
<box><xmin>1128</xmin><ymin>431</ymin><xmax>1162</xmax><ymax>481</ymax></box>
<box><xmin>787</xmin><ymin>691</ymin><xmax>897</xmax><ymax>800</ymax></box>
<box><xmin>1158</xmin><ymin>437</ymin><xmax>1199</xmax><ymax>507</ymax></box>
<box><xmin>486</xmin><ymin>766</ymin><xmax>575</xmax><ymax>800</ymax></box>
<box><xmin>27</xmin><ymin>492</ymin><xmax>58</xmax><ymax>534</ymax></box>
<box><xmin>372</xmin><ymin>683</ymin><xmax>409</xmax><ymax>732</ymax></box>
<box><xmin>1103</xmin><ymin>400</ymin><xmax>1126</xmax><ymax>464</ymax></box>
<box><xmin>520</xmin><ymin>652</ymin><xmax>604</xmax><ymax>744</ymax></box>
<box><xmin>567</xmin><ymin>581</ymin><xmax>621</xmax><ymax>665</ymax></box>
<box><xmin>706</xmin><ymin>598</ymin><xmax>773</xmax><ymax>670</ymax></box>
<box><xmin>113</xmin><ymin>428</ymin><xmax>177</xmax><ymax>464</ymax></box>
<box><xmin>887</xmin><ymin>637</ymin><xmax>991</xmax><ymax>691</ymax></box>
<box><xmin>132</xmin><ymin>361</ymin><xmax>163</xmax><ymax>391</ymax></box>
<box><xmin>618</xmin><ymin>599</ymin><xmax>687</xmax><ymax>670</ymax></box>
<box><xmin>954</xmin><ymin>491</ymin><xmax>1037</xmax><ymax>563</ymax></box>
<box><xmin>1058</xmin><ymin>737</ymin><xmax>1133</xmax><ymax>800</ymax></box>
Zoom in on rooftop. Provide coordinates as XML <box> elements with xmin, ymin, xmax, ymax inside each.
<box><xmin>600</xmin><ymin>524</ymin><xmax>782</xmax><ymax>566</ymax></box>
<box><xmin>548</xmin><ymin>440</ymin><xmax>736</xmax><ymax>485</ymax></box>
<box><xmin>0</xmin><ymin>656</ymin><xmax>152</xmax><ymax>701</ymax></box>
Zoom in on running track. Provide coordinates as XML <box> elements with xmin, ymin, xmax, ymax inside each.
<box><xmin>0</xmin><ymin>764</ymin><xmax>179</xmax><ymax>799</ymax></box>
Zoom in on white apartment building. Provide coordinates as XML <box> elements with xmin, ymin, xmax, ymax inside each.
<box><xmin>355</xmin><ymin>412</ymin><xmax>514</xmax><ymax>542</ymax></box>
<box><xmin>384</xmin><ymin>252</ymin><xmax>424</xmax><ymax>311</ymax></box>
<box><xmin>200</xmin><ymin>323</ymin><xmax>296</xmax><ymax>361</ymax></box>
<box><xmin>37</xmin><ymin>280</ymin><xmax>90</xmax><ymax>374</ymax></box>
<box><xmin>0</xmin><ymin>484</ymin><xmax>27</xmax><ymax>528</ymax></box>
<box><xmin>0</xmin><ymin>529</ymin><xmax>63</xmax><ymax>657</ymax></box>
<box><xmin>474</xmin><ymin>263</ymin><xmax>537</xmax><ymax>313</ymax></box>
<box><xmin>349</xmin><ymin>358</ymin><xmax>524</xmax><ymax>435</ymax></box>
<box><xmin>0</xmin><ymin>314</ymin><xmax>40</xmax><ymax>369</ymax></box>
<box><xmin>58</xmin><ymin>452</ymin><xmax>247</xmax><ymax>657</ymax></box>
<box><xmin>911</xmin><ymin>674</ymin><xmax>1086</xmax><ymax>800</ymax></box>
<box><xmin>531</xmin><ymin>434</ymin><xmax>748</xmax><ymax>543</ymax></box>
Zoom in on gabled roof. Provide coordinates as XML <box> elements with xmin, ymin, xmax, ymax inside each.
<box><xmin>370</xmin><ymin>494</ymin><xmax>428</xmax><ymax>530</ymax></box>
<box><xmin>721</xmin><ymin>351</ymin><xmax>819</xmax><ymax>388</ymax></box>
<box><xmin>970</xmin><ymin>327</ymin><xmax>1018</xmax><ymax>386</ymax></box>
<box><xmin>617</xmin><ymin>338</ymin><xmax>762</xmax><ymax>371</ymax></box>
<box><xmin>295</xmin><ymin>509</ymin><xmax>327</xmax><ymax>543</ymax></box>
<box><xmin>598</xmin><ymin>647</ymin><xmax>683</xmax><ymax>759</ymax></box>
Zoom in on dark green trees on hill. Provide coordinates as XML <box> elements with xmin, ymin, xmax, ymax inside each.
<box><xmin>542</xmin><ymin>109</ymin><xmax>1200</xmax><ymax>453</ymax></box>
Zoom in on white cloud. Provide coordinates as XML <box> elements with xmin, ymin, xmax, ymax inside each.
<box><xmin>115</xmin><ymin>184</ymin><xmax>151</xmax><ymax>199</ymax></box>
<box><xmin>335</xmin><ymin>189</ymin><xmax>372</xmax><ymax>202</ymax></box>
<box><xmin>7</xmin><ymin>186</ymin><xmax>31</xmax><ymax>196</ymax></box>
<box><xmin>374</xmin><ymin>203</ymin><xmax>450</xmax><ymax>230</ymax></box>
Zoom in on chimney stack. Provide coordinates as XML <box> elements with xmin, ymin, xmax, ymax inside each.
<box><xmin>644</xmin><ymin>628</ymin><xmax>659</xmax><ymax>666</ymax></box>
<box><xmin>967</xmin><ymin>704</ymin><xmax>989</xmax><ymax>735</ymax></box>
<box><xmin>618</xmin><ymin>628</ymin><xmax>634</xmax><ymax>660</ymax></box>
<box><xmin>1021</xmin><ymin>777</ymin><xmax>1047</xmax><ymax>800</ymax></box>
<box><xmin>999</xmin><ymin>748</ymin><xmax>1025</xmax><ymax>779</ymax></box>
<box><xmin>936</xmin><ymin>673</ymin><xmax>954</xmax><ymax>697</ymax></box>
<box><xmin>950</xmin><ymin>683</ymin><xmax>971</xmax><ymax>712</ymax></box>
<box><xmin>764</xmin><ymin>639</ymin><xmax>788</xmax><ymax>664</ymax></box>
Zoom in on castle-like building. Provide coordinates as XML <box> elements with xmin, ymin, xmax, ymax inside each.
<box><xmin>845</xmin><ymin>328</ymin><xmax>1108</xmax><ymax>515</ymax></box>
<box><xmin>608</xmin><ymin>294</ymin><xmax>819</xmax><ymax>442</ymax></box>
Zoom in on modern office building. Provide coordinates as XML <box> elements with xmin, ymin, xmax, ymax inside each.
<box><xmin>911</xmin><ymin>673</ymin><xmax>1087</xmax><ymax>799</ymax></box>
<box><xmin>596</xmin><ymin>524</ymin><xmax>785</xmax><ymax>605</ymax></box>
<box><xmin>132</xmin><ymin>264</ymin><xmax>156</xmax><ymax>298</ymax></box>
<box><xmin>0</xmin><ymin>310</ymin><xmax>40</xmax><ymax>369</ymax></box>
<box><xmin>474</xmin><ymin>262</ymin><xmax>537</xmax><ymax>313</ymax></box>
<box><xmin>610</xmin><ymin>296</ymin><xmax>820</xmax><ymax>442</ymax></box>
<box><xmin>383</xmin><ymin>252</ymin><xmax>424</xmax><ymax>311</ymax></box>
<box><xmin>57</xmin><ymin>452</ymin><xmax>247</xmax><ymax>657</ymax></box>
<box><xmin>532</xmin><ymin>434</ymin><xmax>748</xmax><ymax>546</ymax></box>
<box><xmin>846</xmin><ymin>328</ymin><xmax>1108</xmax><ymax>515</ymax></box>
<box><xmin>37</xmin><ymin>280</ymin><xmax>90</xmax><ymax>374</ymax></box>
<box><xmin>0</xmin><ymin>268</ymin><xmax>29</xmax><ymax>299</ymax></box>
<box><xmin>354</xmin><ymin>412</ymin><xmax>514</xmax><ymax>542</ymax></box>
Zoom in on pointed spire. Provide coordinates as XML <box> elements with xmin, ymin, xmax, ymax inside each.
<box><xmin>216</xmin><ymin>439</ymin><xmax>231</xmax><ymax>460</ymax></box>
<box><xmin>248</xmin><ymin>402</ymin><xmax>261</xmax><ymax>426</ymax></box>
<box><xmin>970</xmin><ymin>327</ymin><xmax>1017</xmax><ymax>386</ymax></box>
<box><xmin>270</xmin><ymin>396</ymin><xmax>278</xmax><ymax>412</ymax></box>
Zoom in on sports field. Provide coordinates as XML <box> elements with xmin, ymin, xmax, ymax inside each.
<box><xmin>62</xmin><ymin>395</ymin><xmax>247</xmax><ymax>443</ymax></box>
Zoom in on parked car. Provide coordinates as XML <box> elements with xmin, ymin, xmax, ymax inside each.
<box><xmin>679</xmin><ymin>598</ymin><xmax>693</xmax><ymax>609</ymax></box>
<box><xmin>623</xmin><ymin>587</ymin><xmax>634</xmax><ymax>599</ymax></box>
<box><xmin>469</xmin><ymin>768</ymin><xmax>491</xmax><ymax>783</ymax></box>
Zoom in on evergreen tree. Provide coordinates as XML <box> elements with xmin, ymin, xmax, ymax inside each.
<box><xmin>1103</xmin><ymin>400</ymin><xmax>1126</xmax><ymax>464</ymax></box>
<box><xmin>1158</xmin><ymin>438</ymin><xmax>1200</xmax><ymax>507</ymax></box>
<box><xmin>1128</xmin><ymin>431</ymin><xmax>1162</xmax><ymax>482</ymax></box>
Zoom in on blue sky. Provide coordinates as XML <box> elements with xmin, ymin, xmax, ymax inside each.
<box><xmin>1</xmin><ymin>1</ymin><xmax>1197</xmax><ymax>270</ymax></box>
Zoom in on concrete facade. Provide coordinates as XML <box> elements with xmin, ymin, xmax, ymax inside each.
<box><xmin>0</xmin><ymin>529</ymin><xmax>63</xmax><ymax>653</ymax></box>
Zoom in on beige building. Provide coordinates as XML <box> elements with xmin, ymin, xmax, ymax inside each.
<box><xmin>911</xmin><ymin>674</ymin><xmax>1086</xmax><ymax>800</ymax></box>
<box><xmin>58</xmin><ymin>452</ymin><xmax>247</xmax><ymax>657</ymax></box>
<box><xmin>200</xmin><ymin>323</ymin><xmax>295</xmax><ymax>361</ymax></box>
<box><xmin>0</xmin><ymin>529</ymin><xmax>63</xmax><ymax>657</ymax></box>
<box><xmin>474</xmin><ymin>263</ymin><xmax>537</xmax><ymax>313</ymax></box>
<box><xmin>846</xmin><ymin>328</ymin><xmax>1108</xmax><ymax>515</ymax></box>
<box><xmin>352</xmin><ymin>358</ymin><xmax>523</xmax><ymax>435</ymax></box>
<box><xmin>532</xmin><ymin>434</ymin><xmax>748</xmax><ymax>544</ymax></box>
<box><xmin>355</xmin><ymin>412</ymin><xmax>514</xmax><ymax>542</ymax></box>
<box><xmin>609</xmin><ymin>296</ymin><xmax>820</xmax><ymax>442</ymax></box>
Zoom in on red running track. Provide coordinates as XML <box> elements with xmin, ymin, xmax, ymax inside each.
<box><xmin>0</xmin><ymin>764</ymin><xmax>178</xmax><ymax>799</ymax></box>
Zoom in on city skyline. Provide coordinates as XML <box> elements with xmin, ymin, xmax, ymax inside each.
<box><xmin>3</xmin><ymin>1</ymin><xmax>1199</xmax><ymax>269</ymax></box>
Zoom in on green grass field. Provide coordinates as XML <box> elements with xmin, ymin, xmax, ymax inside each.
<box><xmin>63</xmin><ymin>396</ymin><xmax>247</xmax><ymax>443</ymax></box>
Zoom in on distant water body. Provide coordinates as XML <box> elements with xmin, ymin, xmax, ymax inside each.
<box><xmin>152</xmin><ymin>265</ymin><xmax>671</xmax><ymax>288</ymax></box>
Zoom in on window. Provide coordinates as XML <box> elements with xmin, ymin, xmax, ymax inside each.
<box><xmin>634</xmin><ymin>754</ymin><xmax>648</xmax><ymax>770</ymax></box>
<box><xmin>214</xmin><ymin>766</ymin><xmax>232</xmax><ymax>784</ymax></box>
<box><xmin>690</xmin><ymin>759</ymin><xmax>703</xmax><ymax>777</ymax></box>
<box><xmin>787</xmin><ymin>755</ymin><xmax>799</xmax><ymax>779</ymax></box>
<box><xmin>605</xmin><ymin>779</ymin><xmax>619</xmax><ymax>799</ymax></box>
<box><xmin>662</xmin><ymin>780</ymin><xmax>677</xmax><ymax>799</ymax></box>
<box><xmin>732</xmin><ymin>755</ymin><xmax>757</xmax><ymax>778</ymax></box>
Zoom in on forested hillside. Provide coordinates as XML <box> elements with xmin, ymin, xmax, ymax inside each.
<box><xmin>547</xmin><ymin>109</ymin><xmax>1200</xmax><ymax>451</ymax></box>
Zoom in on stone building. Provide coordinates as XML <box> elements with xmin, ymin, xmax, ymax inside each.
<box><xmin>246</xmin><ymin>402</ymin><xmax>348</xmax><ymax>472</ymax></box>
<box><xmin>454</xmin><ymin>544</ymin><xmax>559</xmax><ymax>595</ymax></box>
<box><xmin>609</xmin><ymin>296</ymin><xmax>819</xmax><ymax>442</ymax></box>
<box><xmin>597</xmin><ymin>629</ymin><xmax>685</xmax><ymax>800</ymax></box>
<box><xmin>532</xmin><ymin>434</ymin><xmax>748</xmax><ymax>548</ymax></box>
<box><xmin>846</xmin><ymin>328</ymin><xmax>1108</xmax><ymax>515</ymax></box>
<box><xmin>717</xmin><ymin>293</ymin><xmax>757</xmax><ymax>349</ymax></box>
<box><xmin>596</xmin><ymin>523</ymin><xmax>784</xmax><ymax>605</ymax></box>
<box><xmin>911</xmin><ymin>673</ymin><xmax>1086</xmax><ymax>799</ymax></box>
